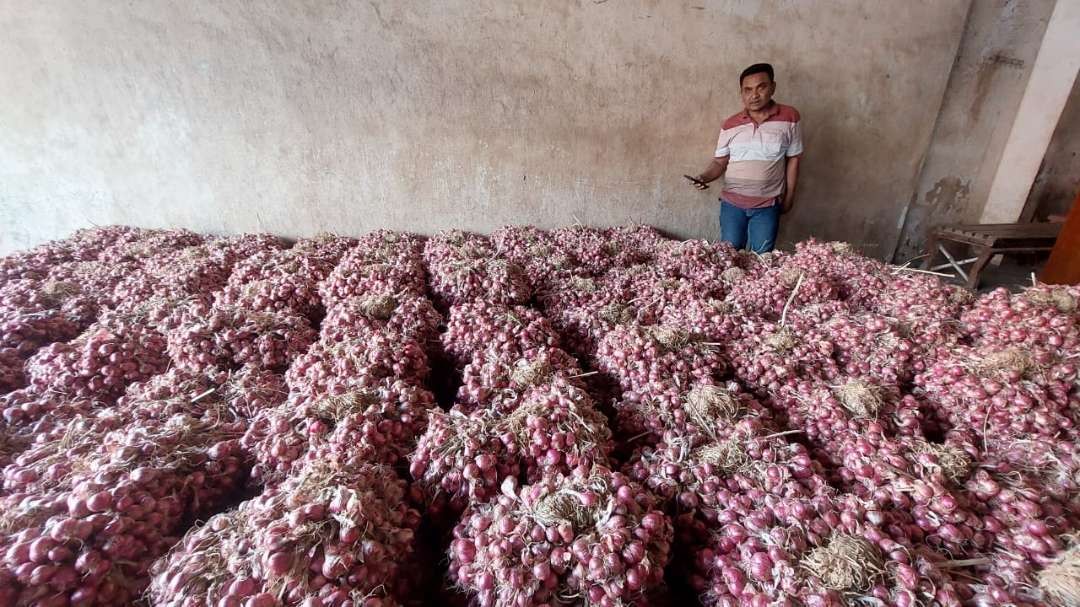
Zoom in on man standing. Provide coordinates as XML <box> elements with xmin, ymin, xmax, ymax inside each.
<box><xmin>690</xmin><ymin>63</ymin><xmax>803</xmax><ymax>253</ymax></box>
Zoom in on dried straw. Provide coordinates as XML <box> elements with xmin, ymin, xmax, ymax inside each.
<box><xmin>763</xmin><ymin>327</ymin><xmax>797</xmax><ymax>353</ymax></box>
<box><xmin>801</xmin><ymin>534</ymin><xmax>884</xmax><ymax>592</ymax></box>
<box><xmin>975</xmin><ymin>348</ymin><xmax>1038</xmax><ymax>378</ymax></box>
<box><xmin>1024</xmin><ymin>287</ymin><xmax>1078</xmax><ymax>313</ymax></box>
<box><xmin>721</xmin><ymin>267</ymin><xmax>746</xmax><ymax>284</ymax></box>
<box><xmin>569</xmin><ymin>276</ymin><xmax>598</xmax><ymax>293</ymax></box>
<box><xmin>599</xmin><ymin>302</ymin><xmax>635</xmax><ymax>325</ymax></box>
<box><xmin>358</xmin><ymin>294</ymin><xmax>398</xmax><ymax>320</ymax></box>
<box><xmin>684</xmin><ymin>386</ymin><xmax>743</xmax><ymax>435</ymax></box>
<box><xmin>1039</xmin><ymin>544</ymin><xmax>1080</xmax><ymax>607</ymax></box>
<box><xmin>833</xmin><ymin>380</ymin><xmax>884</xmax><ymax>418</ymax></box>
<box><xmin>694</xmin><ymin>439</ymin><xmax>750</xmax><ymax>474</ymax></box>
<box><xmin>910</xmin><ymin>440</ymin><xmax>973</xmax><ymax>485</ymax></box>
<box><xmin>649</xmin><ymin>326</ymin><xmax>696</xmax><ymax>350</ymax></box>
<box><xmin>509</xmin><ymin>358</ymin><xmax>554</xmax><ymax>387</ymax></box>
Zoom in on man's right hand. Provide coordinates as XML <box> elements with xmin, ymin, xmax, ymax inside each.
<box><xmin>686</xmin><ymin>175</ymin><xmax>710</xmax><ymax>190</ymax></box>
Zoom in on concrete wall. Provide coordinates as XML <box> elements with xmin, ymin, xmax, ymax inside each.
<box><xmin>0</xmin><ymin>1</ymin><xmax>971</xmax><ymax>256</ymax></box>
<box><xmin>1026</xmin><ymin>74</ymin><xmax>1080</xmax><ymax>221</ymax></box>
<box><xmin>892</xmin><ymin>0</ymin><xmax>1055</xmax><ymax>262</ymax></box>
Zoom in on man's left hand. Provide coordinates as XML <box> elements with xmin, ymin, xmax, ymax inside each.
<box><xmin>781</xmin><ymin>196</ymin><xmax>794</xmax><ymax>214</ymax></box>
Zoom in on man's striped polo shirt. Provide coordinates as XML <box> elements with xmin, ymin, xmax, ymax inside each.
<box><xmin>714</xmin><ymin>102</ymin><xmax>804</xmax><ymax>209</ymax></box>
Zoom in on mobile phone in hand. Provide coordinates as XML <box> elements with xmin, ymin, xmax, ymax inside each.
<box><xmin>684</xmin><ymin>174</ymin><xmax>709</xmax><ymax>189</ymax></box>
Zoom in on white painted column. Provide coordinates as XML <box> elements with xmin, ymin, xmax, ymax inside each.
<box><xmin>980</xmin><ymin>0</ymin><xmax>1080</xmax><ymax>224</ymax></box>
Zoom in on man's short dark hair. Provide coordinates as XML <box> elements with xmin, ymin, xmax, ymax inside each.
<box><xmin>740</xmin><ymin>63</ymin><xmax>774</xmax><ymax>85</ymax></box>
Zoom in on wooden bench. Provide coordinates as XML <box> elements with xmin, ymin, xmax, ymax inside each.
<box><xmin>923</xmin><ymin>222</ymin><xmax>1062</xmax><ymax>290</ymax></box>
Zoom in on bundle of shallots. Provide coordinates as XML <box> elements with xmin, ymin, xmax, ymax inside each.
<box><xmin>166</xmin><ymin>304</ymin><xmax>316</xmax><ymax>375</ymax></box>
<box><xmin>120</xmin><ymin>365</ymin><xmax>287</xmax><ymax>418</ymax></box>
<box><xmin>441</xmin><ymin>302</ymin><xmax>560</xmax><ymax>368</ymax></box>
<box><xmin>726</xmin><ymin>320</ymin><xmax>839</xmax><ymax>396</ymax></box>
<box><xmin>0</xmin><ymin>309</ymin><xmax>83</xmax><ymax>357</ymax></box>
<box><xmin>449</xmin><ymin>467</ymin><xmax>673</xmax><ymax>607</ymax></box>
<box><xmin>0</xmin><ymin>411</ymin><xmax>247</xmax><ymax>606</ymax></box>
<box><xmin>320</xmin><ymin>292</ymin><xmax>443</xmax><ymax>348</ymax></box>
<box><xmin>285</xmin><ymin>334</ymin><xmax>429</xmax><ymax>398</ymax></box>
<box><xmin>0</xmin><ymin>348</ymin><xmax>26</xmax><ymax>394</ymax></box>
<box><xmin>690</xmin><ymin>493</ymin><xmax>970</xmax><ymax>606</ymax></box>
<box><xmin>26</xmin><ymin>321</ymin><xmax>169</xmax><ymax>402</ymax></box>
<box><xmin>409</xmin><ymin>409</ymin><xmax>519</xmax><ymax>519</ymax></box>
<box><xmin>915</xmin><ymin>345</ymin><xmax>1078</xmax><ymax>444</ymax></box>
<box><xmin>455</xmin><ymin>345</ymin><xmax>584</xmax><ymax>412</ymax></box>
<box><xmin>595</xmin><ymin>325</ymin><xmax>726</xmax><ymax>394</ymax></box>
<box><xmin>243</xmin><ymin>381</ymin><xmax>434</xmax><ymax>486</ymax></box>
<box><xmin>612</xmin><ymin>381</ymin><xmax>772</xmax><ymax>445</ymax></box>
<box><xmin>148</xmin><ymin>461</ymin><xmax>419</xmax><ymax>606</ymax></box>
<box><xmin>428</xmin><ymin>257</ymin><xmax>533</xmax><ymax>307</ymax></box>
<box><xmin>961</xmin><ymin>285</ymin><xmax>1079</xmax><ymax>356</ymax></box>
<box><xmin>319</xmin><ymin>248</ymin><xmax>427</xmax><ymax>307</ymax></box>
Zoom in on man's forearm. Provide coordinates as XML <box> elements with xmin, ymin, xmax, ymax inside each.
<box><xmin>698</xmin><ymin>157</ymin><xmax>729</xmax><ymax>183</ymax></box>
<box><xmin>784</xmin><ymin>156</ymin><xmax>800</xmax><ymax>202</ymax></box>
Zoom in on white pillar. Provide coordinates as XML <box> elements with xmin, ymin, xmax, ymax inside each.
<box><xmin>981</xmin><ymin>0</ymin><xmax>1080</xmax><ymax>224</ymax></box>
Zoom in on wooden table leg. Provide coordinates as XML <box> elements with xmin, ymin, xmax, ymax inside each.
<box><xmin>966</xmin><ymin>248</ymin><xmax>994</xmax><ymax>290</ymax></box>
<box><xmin>923</xmin><ymin>233</ymin><xmax>940</xmax><ymax>270</ymax></box>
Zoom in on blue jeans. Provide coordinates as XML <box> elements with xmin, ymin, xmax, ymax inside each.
<box><xmin>719</xmin><ymin>199</ymin><xmax>781</xmax><ymax>253</ymax></box>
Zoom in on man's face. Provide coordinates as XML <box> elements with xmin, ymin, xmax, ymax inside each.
<box><xmin>741</xmin><ymin>72</ymin><xmax>776</xmax><ymax>112</ymax></box>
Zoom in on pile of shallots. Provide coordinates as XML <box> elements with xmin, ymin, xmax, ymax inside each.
<box><xmin>0</xmin><ymin>224</ymin><xmax>1078</xmax><ymax>606</ymax></box>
